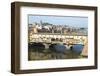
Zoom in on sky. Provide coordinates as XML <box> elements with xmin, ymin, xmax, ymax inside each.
<box><xmin>28</xmin><ymin>15</ymin><xmax>88</xmax><ymax>28</ymax></box>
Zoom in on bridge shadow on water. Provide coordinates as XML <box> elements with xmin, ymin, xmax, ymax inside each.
<box><xmin>28</xmin><ymin>42</ymin><xmax>87</xmax><ymax>60</ymax></box>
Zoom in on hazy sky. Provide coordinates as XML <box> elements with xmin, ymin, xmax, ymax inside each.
<box><xmin>28</xmin><ymin>15</ymin><xmax>88</xmax><ymax>28</ymax></box>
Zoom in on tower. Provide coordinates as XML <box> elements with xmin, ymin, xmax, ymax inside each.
<box><xmin>40</xmin><ymin>20</ymin><xmax>43</xmax><ymax>26</ymax></box>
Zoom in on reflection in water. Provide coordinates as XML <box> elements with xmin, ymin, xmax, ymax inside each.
<box><xmin>28</xmin><ymin>42</ymin><xmax>87</xmax><ymax>60</ymax></box>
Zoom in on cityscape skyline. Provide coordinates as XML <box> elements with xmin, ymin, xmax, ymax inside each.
<box><xmin>28</xmin><ymin>15</ymin><xmax>88</xmax><ymax>28</ymax></box>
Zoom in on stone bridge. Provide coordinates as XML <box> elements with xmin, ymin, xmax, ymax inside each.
<box><xmin>29</xmin><ymin>33</ymin><xmax>87</xmax><ymax>45</ymax></box>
